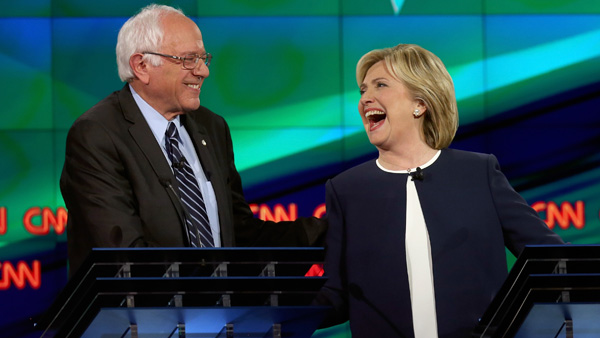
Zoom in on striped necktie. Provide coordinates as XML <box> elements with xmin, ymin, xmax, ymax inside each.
<box><xmin>165</xmin><ymin>122</ymin><xmax>214</xmax><ymax>247</ymax></box>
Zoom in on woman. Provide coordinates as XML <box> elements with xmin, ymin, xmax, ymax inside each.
<box><xmin>315</xmin><ymin>44</ymin><xmax>564</xmax><ymax>338</ymax></box>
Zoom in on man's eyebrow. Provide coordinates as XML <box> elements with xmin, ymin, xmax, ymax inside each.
<box><xmin>182</xmin><ymin>50</ymin><xmax>206</xmax><ymax>55</ymax></box>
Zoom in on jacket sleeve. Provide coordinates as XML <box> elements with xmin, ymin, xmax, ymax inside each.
<box><xmin>214</xmin><ymin>118</ymin><xmax>327</xmax><ymax>247</ymax></box>
<box><xmin>312</xmin><ymin>179</ymin><xmax>349</xmax><ymax>327</ymax></box>
<box><xmin>487</xmin><ymin>154</ymin><xmax>565</xmax><ymax>256</ymax></box>
<box><xmin>60</xmin><ymin>117</ymin><xmax>150</xmax><ymax>275</ymax></box>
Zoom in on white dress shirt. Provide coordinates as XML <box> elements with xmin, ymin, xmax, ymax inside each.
<box><xmin>130</xmin><ymin>85</ymin><xmax>221</xmax><ymax>246</ymax></box>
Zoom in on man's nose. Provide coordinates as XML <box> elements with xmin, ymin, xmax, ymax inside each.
<box><xmin>192</xmin><ymin>61</ymin><xmax>209</xmax><ymax>78</ymax></box>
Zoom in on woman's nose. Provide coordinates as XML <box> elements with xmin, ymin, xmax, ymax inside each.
<box><xmin>360</xmin><ymin>89</ymin><xmax>374</xmax><ymax>105</ymax></box>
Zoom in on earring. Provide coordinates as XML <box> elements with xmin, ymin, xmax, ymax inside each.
<box><xmin>413</xmin><ymin>109</ymin><xmax>421</xmax><ymax>117</ymax></box>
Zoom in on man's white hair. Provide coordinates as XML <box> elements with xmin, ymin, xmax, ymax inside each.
<box><xmin>116</xmin><ymin>4</ymin><xmax>184</xmax><ymax>82</ymax></box>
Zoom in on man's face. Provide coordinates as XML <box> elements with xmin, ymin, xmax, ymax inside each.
<box><xmin>146</xmin><ymin>13</ymin><xmax>210</xmax><ymax>117</ymax></box>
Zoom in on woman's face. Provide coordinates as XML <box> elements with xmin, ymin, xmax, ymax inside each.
<box><xmin>358</xmin><ymin>61</ymin><xmax>422</xmax><ymax>151</ymax></box>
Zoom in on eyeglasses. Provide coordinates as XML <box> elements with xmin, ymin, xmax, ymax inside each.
<box><xmin>143</xmin><ymin>52</ymin><xmax>212</xmax><ymax>69</ymax></box>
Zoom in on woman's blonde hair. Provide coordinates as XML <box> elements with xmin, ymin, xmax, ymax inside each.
<box><xmin>356</xmin><ymin>44</ymin><xmax>458</xmax><ymax>149</ymax></box>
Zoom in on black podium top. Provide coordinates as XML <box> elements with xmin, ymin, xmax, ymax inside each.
<box><xmin>474</xmin><ymin>244</ymin><xmax>600</xmax><ymax>338</ymax></box>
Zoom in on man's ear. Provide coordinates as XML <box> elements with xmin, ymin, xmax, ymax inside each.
<box><xmin>130</xmin><ymin>53</ymin><xmax>150</xmax><ymax>84</ymax></box>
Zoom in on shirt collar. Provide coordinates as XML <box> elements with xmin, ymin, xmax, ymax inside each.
<box><xmin>130</xmin><ymin>84</ymin><xmax>181</xmax><ymax>144</ymax></box>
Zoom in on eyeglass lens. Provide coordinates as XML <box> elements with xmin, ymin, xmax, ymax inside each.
<box><xmin>183</xmin><ymin>54</ymin><xmax>211</xmax><ymax>69</ymax></box>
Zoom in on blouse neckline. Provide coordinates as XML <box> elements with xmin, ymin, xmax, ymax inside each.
<box><xmin>376</xmin><ymin>149</ymin><xmax>442</xmax><ymax>174</ymax></box>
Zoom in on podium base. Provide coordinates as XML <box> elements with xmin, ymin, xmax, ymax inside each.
<box><xmin>75</xmin><ymin>306</ymin><xmax>329</xmax><ymax>338</ymax></box>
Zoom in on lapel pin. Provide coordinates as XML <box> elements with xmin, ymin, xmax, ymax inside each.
<box><xmin>202</xmin><ymin>139</ymin><xmax>207</xmax><ymax>146</ymax></box>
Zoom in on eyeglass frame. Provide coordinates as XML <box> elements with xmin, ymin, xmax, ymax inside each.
<box><xmin>142</xmin><ymin>51</ymin><xmax>212</xmax><ymax>69</ymax></box>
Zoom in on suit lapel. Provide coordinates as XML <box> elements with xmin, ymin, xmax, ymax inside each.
<box><xmin>118</xmin><ymin>86</ymin><xmax>188</xmax><ymax>228</ymax></box>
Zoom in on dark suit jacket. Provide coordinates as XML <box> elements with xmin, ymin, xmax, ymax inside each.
<box><xmin>315</xmin><ymin>148</ymin><xmax>564</xmax><ymax>338</ymax></box>
<box><xmin>61</xmin><ymin>85</ymin><xmax>326</xmax><ymax>276</ymax></box>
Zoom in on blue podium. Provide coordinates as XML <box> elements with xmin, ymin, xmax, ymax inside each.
<box><xmin>35</xmin><ymin>247</ymin><xmax>329</xmax><ymax>338</ymax></box>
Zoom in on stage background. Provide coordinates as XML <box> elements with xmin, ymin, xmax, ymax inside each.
<box><xmin>1</xmin><ymin>0</ymin><xmax>599</xmax><ymax>337</ymax></box>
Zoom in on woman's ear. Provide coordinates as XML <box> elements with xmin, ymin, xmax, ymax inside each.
<box><xmin>413</xmin><ymin>99</ymin><xmax>427</xmax><ymax>118</ymax></box>
<box><xmin>416</xmin><ymin>99</ymin><xmax>427</xmax><ymax>114</ymax></box>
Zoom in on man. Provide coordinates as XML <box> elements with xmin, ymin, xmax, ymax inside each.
<box><xmin>60</xmin><ymin>4</ymin><xmax>326</xmax><ymax>277</ymax></box>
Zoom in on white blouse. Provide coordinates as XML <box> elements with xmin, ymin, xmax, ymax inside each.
<box><xmin>376</xmin><ymin>150</ymin><xmax>441</xmax><ymax>338</ymax></box>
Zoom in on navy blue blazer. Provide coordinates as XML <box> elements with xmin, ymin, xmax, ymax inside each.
<box><xmin>316</xmin><ymin>148</ymin><xmax>564</xmax><ymax>338</ymax></box>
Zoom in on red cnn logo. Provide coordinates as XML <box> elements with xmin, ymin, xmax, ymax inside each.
<box><xmin>0</xmin><ymin>260</ymin><xmax>41</xmax><ymax>290</ymax></box>
<box><xmin>23</xmin><ymin>207</ymin><xmax>68</xmax><ymax>235</ymax></box>
<box><xmin>532</xmin><ymin>201</ymin><xmax>585</xmax><ymax>230</ymax></box>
